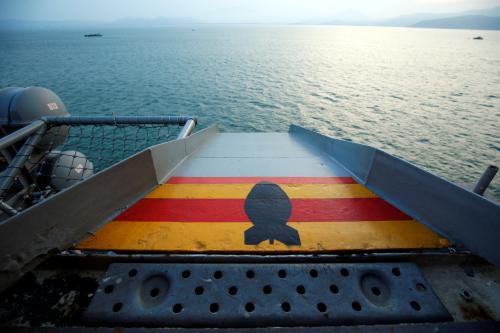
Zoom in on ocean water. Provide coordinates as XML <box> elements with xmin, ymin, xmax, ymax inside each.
<box><xmin>0</xmin><ymin>26</ymin><xmax>499</xmax><ymax>197</ymax></box>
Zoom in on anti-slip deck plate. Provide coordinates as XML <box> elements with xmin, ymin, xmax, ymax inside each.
<box><xmin>83</xmin><ymin>263</ymin><xmax>451</xmax><ymax>327</ymax></box>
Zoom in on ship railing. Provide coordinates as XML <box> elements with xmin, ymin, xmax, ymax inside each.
<box><xmin>0</xmin><ymin>115</ymin><xmax>197</xmax><ymax>218</ymax></box>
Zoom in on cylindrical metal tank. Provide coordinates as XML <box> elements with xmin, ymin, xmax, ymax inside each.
<box><xmin>0</xmin><ymin>86</ymin><xmax>70</xmax><ymax>150</ymax></box>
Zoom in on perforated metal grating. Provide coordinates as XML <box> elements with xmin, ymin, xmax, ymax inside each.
<box><xmin>83</xmin><ymin>263</ymin><xmax>451</xmax><ymax>327</ymax></box>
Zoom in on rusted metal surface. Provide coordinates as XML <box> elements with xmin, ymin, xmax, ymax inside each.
<box><xmin>419</xmin><ymin>256</ymin><xmax>500</xmax><ymax>321</ymax></box>
<box><xmin>0</xmin><ymin>270</ymin><xmax>98</xmax><ymax>326</ymax></box>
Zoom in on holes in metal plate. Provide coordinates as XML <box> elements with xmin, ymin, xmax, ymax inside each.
<box><xmin>104</xmin><ymin>285</ymin><xmax>114</xmax><ymax>294</ymax></box>
<box><xmin>246</xmin><ymin>270</ymin><xmax>255</xmax><ymax>279</ymax></box>
<box><xmin>296</xmin><ymin>285</ymin><xmax>306</xmax><ymax>294</ymax></box>
<box><xmin>228</xmin><ymin>286</ymin><xmax>238</xmax><ymax>295</ymax></box>
<box><xmin>317</xmin><ymin>302</ymin><xmax>327</xmax><ymax>313</ymax></box>
<box><xmin>150</xmin><ymin>288</ymin><xmax>160</xmax><ymax>298</ymax></box>
<box><xmin>139</xmin><ymin>274</ymin><xmax>169</xmax><ymax>307</ymax></box>
<box><xmin>416</xmin><ymin>283</ymin><xmax>427</xmax><ymax>292</ymax></box>
<box><xmin>172</xmin><ymin>303</ymin><xmax>183</xmax><ymax>313</ymax></box>
<box><xmin>128</xmin><ymin>269</ymin><xmax>138</xmax><ymax>278</ymax></box>
<box><xmin>210</xmin><ymin>303</ymin><xmax>219</xmax><ymax>313</ymax></box>
<box><xmin>263</xmin><ymin>285</ymin><xmax>272</xmax><ymax>294</ymax></box>
<box><xmin>309</xmin><ymin>269</ymin><xmax>319</xmax><ymax>278</ymax></box>
<box><xmin>371</xmin><ymin>287</ymin><xmax>381</xmax><ymax>296</ymax></box>
<box><xmin>330</xmin><ymin>284</ymin><xmax>339</xmax><ymax>294</ymax></box>
<box><xmin>112</xmin><ymin>302</ymin><xmax>123</xmax><ymax>312</ymax></box>
<box><xmin>278</xmin><ymin>269</ymin><xmax>287</xmax><ymax>278</ymax></box>
<box><xmin>214</xmin><ymin>270</ymin><xmax>223</xmax><ymax>279</ymax></box>
<box><xmin>245</xmin><ymin>302</ymin><xmax>255</xmax><ymax>312</ymax></box>
<box><xmin>410</xmin><ymin>301</ymin><xmax>421</xmax><ymax>311</ymax></box>
<box><xmin>360</xmin><ymin>273</ymin><xmax>390</xmax><ymax>306</ymax></box>
<box><xmin>352</xmin><ymin>301</ymin><xmax>362</xmax><ymax>311</ymax></box>
<box><xmin>182</xmin><ymin>270</ymin><xmax>191</xmax><ymax>279</ymax></box>
<box><xmin>281</xmin><ymin>302</ymin><xmax>291</xmax><ymax>312</ymax></box>
<box><xmin>392</xmin><ymin>267</ymin><xmax>401</xmax><ymax>277</ymax></box>
<box><xmin>340</xmin><ymin>268</ymin><xmax>349</xmax><ymax>277</ymax></box>
<box><xmin>195</xmin><ymin>286</ymin><xmax>204</xmax><ymax>295</ymax></box>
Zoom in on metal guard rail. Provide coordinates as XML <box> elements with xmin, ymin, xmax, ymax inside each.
<box><xmin>0</xmin><ymin>115</ymin><xmax>198</xmax><ymax>217</ymax></box>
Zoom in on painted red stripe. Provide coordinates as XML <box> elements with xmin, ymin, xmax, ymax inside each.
<box><xmin>166</xmin><ymin>177</ymin><xmax>357</xmax><ymax>184</ymax></box>
<box><xmin>116</xmin><ymin>198</ymin><xmax>410</xmax><ymax>222</ymax></box>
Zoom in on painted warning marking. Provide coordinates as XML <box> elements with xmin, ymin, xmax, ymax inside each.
<box><xmin>78</xmin><ymin>221</ymin><xmax>449</xmax><ymax>251</ymax></box>
<box><xmin>244</xmin><ymin>181</ymin><xmax>300</xmax><ymax>245</ymax></box>
<box><xmin>77</xmin><ymin>177</ymin><xmax>449</xmax><ymax>252</ymax></box>
<box><xmin>146</xmin><ymin>183</ymin><xmax>376</xmax><ymax>199</ymax></box>
<box><xmin>116</xmin><ymin>198</ymin><xmax>409</xmax><ymax>222</ymax></box>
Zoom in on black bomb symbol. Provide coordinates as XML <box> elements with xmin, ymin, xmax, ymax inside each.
<box><xmin>244</xmin><ymin>181</ymin><xmax>301</xmax><ymax>246</ymax></box>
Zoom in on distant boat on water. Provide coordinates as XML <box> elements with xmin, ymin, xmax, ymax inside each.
<box><xmin>473</xmin><ymin>36</ymin><xmax>484</xmax><ymax>40</ymax></box>
<box><xmin>84</xmin><ymin>33</ymin><xmax>103</xmax><ymax>37</ymax></box>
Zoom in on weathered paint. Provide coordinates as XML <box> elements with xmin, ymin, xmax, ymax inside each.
<box><xmin>115</xmin><ymin>198</ymin><xmax>409</xmax><ymax>222</ymax></box>
<box><xmin>146</xmin><ymin>184</ymin><xmax>376</xmax><ymax>199</ymax></box>
<box><xmin>78</xmin><ymin>177</ymin><xmax>449</xmax><ymax>252</ymax></box>
<box><xmin>78</xmin><ymin>221</ymin><xmax>449</xmax><ymax>251</ymax></box>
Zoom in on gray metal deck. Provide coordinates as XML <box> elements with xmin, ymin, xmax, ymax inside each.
<box><xmin>172</xmin><ymin>132</ymin><xmax>350</xmax><ymax>177</ymax></box>
<box><xmin>0</xmin><ymin>124</ymin><xmax>499</xmax><ymax>290</ymax></box>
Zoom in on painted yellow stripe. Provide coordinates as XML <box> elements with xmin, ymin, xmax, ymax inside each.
<box><xmin>78</xmin><ymin>221</ymin><xmax>449</xmax><ymax>252</ymax></box>
<box><xmin>146</xmin><ymin>184</ymin><xmax>377</xmax><ymax>199</ymax></box>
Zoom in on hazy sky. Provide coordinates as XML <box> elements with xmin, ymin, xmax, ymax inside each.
<box><xmin>1</xmin><ymin>0</ymin><xmax>500</xmax><ymax>23</ymax></box>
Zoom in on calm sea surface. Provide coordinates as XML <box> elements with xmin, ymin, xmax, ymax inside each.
<box><xmin>0</xmin><ymin>26</ymin><xmax>499</xmax><ymax>197</ymax></box>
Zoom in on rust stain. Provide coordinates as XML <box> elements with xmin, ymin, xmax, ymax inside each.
<box><xmin>459</xmin><ymin>302</ymin><xmax>495</xmax><ymax>321</ymax></box>
<box><xmin>195</xmin><ymin>241</ymin><xmax>207</xmax><ymax>250</ymax></box>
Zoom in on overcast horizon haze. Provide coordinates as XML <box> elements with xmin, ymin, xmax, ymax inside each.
<box><xmin>1</xmin><ymin>0</ymin><xmax>500</xmax><ymax>24</ymax></box>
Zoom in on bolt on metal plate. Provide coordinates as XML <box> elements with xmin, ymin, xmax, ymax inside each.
<box><xmin>83</xmin><ymin>262</ymin><xmax>451</xmax><ymax>327</ymax></box>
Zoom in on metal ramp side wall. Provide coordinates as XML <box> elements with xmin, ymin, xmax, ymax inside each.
<box><xmin>288</xmin><ymin>125</ymin><xmax>500</xmax><ymax>267</ymax></box>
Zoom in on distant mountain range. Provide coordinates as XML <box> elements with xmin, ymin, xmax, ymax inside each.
<box><xmin>320</xmin><ymin>6</ymin><xmax>500</xmax><ymax>30</ymax></box>
<box><xmin>411</xmin><ymin>15</ymin><xmax>500</xmax><ymax>30</ymax></box>
<box><xmin>0</xmin><ymin>17</ymin><xmax>199</xmax><ymax>30</ymax></box>
<box><xmin>111</xmin><ymin>17</ymin><xmax>199</xmax><ymax>28</ymax></box>
<box><xmin>1</xmin><ymin>6</ymin><xmax>500</xmax><ymax>31</ymax></box>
